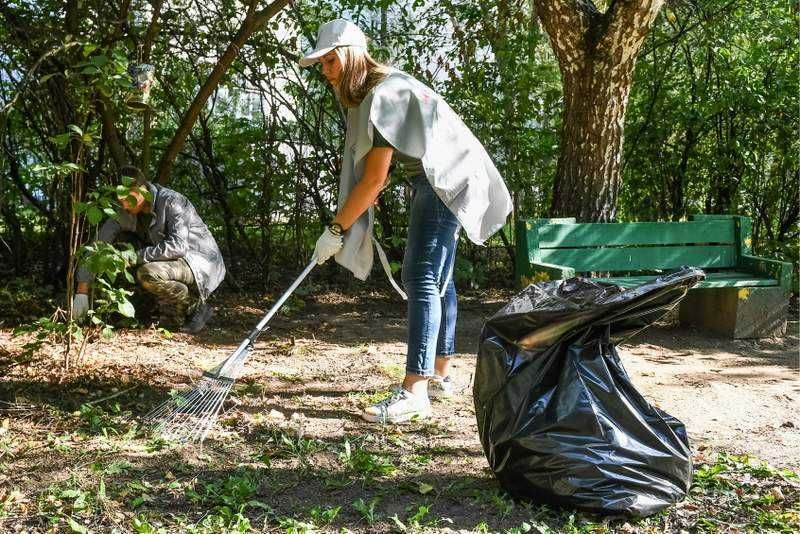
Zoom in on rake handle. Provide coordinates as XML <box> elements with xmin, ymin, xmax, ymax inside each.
<box><xmin>253</xmin><ymin>258</ymin><xmax>318</xmax><ymax>334</ymax></box>
<box><xmin>216</xmin><ymin>258</ymin><xmax>318</xmax><ymax>377</ymax></box>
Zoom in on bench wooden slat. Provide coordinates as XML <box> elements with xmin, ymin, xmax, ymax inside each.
<box><xmin>537</xmin><ymin>220</ymin><xmax>735</xmax><ymax>248</ymax></box>
<box><xmin>594</xmin><ymin>271</ymin><xmax>778</xmax><ymax>289</ymax></box>
<box><xmin>538</xmin><ymin>245</ymin><xmax>736</xmax><ymax>271</ymax></box>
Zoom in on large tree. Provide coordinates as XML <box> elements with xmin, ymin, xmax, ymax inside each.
<box><xmin>534</xmin><ymin>0</ymin><xmax>664</xmax><ymax>221</ymax></box>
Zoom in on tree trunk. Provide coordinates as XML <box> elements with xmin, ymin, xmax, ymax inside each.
<box><xmin>550</xmin><ymin>67</ymin><xmax>632</xmax><ymax>221</ymax></box>
<box><xmin>534</xmin><ymin>0</ymin><xmax>665</xmax><ymax>222</ymax></box>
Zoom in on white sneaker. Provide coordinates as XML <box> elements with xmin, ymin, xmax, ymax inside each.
<box><xmin>428</xmin><ymin>375</ymin><xmax>454</xmax><ymax>399</ymax></box>
<box><xmin>361</xmin><ymin>388</ymin><xmax>431</xmax><ymax>424</ymax></box>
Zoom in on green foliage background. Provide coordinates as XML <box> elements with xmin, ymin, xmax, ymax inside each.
<box><xmin>0</xmin><ymin>0</ymin><xmax>796</xmax><ymax>294</ymax></box>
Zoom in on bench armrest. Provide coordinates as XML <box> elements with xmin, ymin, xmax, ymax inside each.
<box><xmin>740</xmin><ymin>254</ymin><xmax>793</xmax><ymax>293</ymax></box>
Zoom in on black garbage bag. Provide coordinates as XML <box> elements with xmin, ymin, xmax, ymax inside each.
<box><xmin>474</xmin><ymin>267</ymin><xmax>705</xmax><ymax>517</ymax></box>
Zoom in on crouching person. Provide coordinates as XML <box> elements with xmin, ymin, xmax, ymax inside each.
<box><xmin>73</xmin><ymin>166</ymin><xmax>226</xmax><ymax>333</ymax></box>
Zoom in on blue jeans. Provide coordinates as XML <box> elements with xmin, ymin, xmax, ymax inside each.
<box><xmin>402</xmin><ymin>175</ymin><xmax>460</xmax><ymax>377</ymax></box>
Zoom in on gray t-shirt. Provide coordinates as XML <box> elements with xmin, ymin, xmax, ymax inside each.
<box><xmin>373</xmin><ymin>128</ymin><xmax>425</xmax><ymax>178</ymax></box>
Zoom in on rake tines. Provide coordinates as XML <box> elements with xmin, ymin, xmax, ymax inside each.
<box><xmin>142</xmin><ymin>259</ymin><xmax>317</xmax><ymax>444</ymax></box>
<box><xmin>144</xmin><ymin>376</ymin><xmax>234</xmax><ymax>443</ymax></box>
<box><xmin>144</xmin><ymin>347</ymin><xmax>249</xmax><ymax>443</ymax></box>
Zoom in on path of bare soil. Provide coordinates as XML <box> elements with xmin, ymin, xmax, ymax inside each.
<box><xmin>0</xmin><ymin>287</ymin><xmax>798</xmax><ymax>532</ymax></box>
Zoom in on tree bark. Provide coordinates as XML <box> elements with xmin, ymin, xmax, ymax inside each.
<box><xmin>0</xmin><ymin>145</ymin><xmax>26</xmax><ymax>274</ymax></box>
<box><xmin>534</xmin><ymin>0</ymin><xmax>665</xmax><ymax>222</ymax></box>
<box><xmin>140</xmin><ymin>0</ymin><xmax>165</xmax><ymax>180</ymax></box>
<box><xmin>98</xmin><ymin>95</ymin><xmax>128</xmax><ymax>168</ymax></box>
<box><xmin>154</xmin><ymin>0</ymin><xmax>291</xmax><ymax>185</ymax></box>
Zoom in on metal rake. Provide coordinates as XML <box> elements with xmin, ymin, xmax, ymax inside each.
<box><xmin>143</xmin><ymin>259</ymin><xmax>317</xmax><ymax>443</ymax></box>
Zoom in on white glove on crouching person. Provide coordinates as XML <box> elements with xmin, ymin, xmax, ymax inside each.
<box><xmin>313</xmin><ymin>224</ymin><xmax>344</xmax><ymax>264</ymax></box>
<box><xmin>72</xmin><ymin>293</ymin><xmax>90</xmax><ymax>320</ymax></box>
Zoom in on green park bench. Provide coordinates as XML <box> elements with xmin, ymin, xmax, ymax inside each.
<box><xmin>514</xmin><ymin>214</ymin><xmax>793</xmax><ymax>339</ymax></box>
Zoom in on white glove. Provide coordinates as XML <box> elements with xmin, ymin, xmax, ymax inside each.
<box><xmin>313</xmin><ymin>227</ymin><xmax>343</xmax><ymax>265</ymax></box>
<box><xmin>72</xmin><ymin>293</ymin><xmax>90</xmax><ymax>320</ymax></box>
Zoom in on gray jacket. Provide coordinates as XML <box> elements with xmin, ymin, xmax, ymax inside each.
<box><xmin>335</xmin><ymin>68</ymin><xmax>513</xmax><ymax>280</ymax></box>
<box><xmin>77</xmin><ymin>183</ymin><xmax>226</xmax><ymax>300</ymax></box>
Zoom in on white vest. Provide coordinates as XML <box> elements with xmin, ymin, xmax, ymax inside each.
<box><xmin>335</xmin><ymin>69</ymin><xmax>513</xmax><ymax>281</ymax></box>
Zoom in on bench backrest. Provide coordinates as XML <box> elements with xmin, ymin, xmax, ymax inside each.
<box><xmin>517</xmin><ymin>215</ymin><xmax>752</xmax><ymax>273</ymax></box>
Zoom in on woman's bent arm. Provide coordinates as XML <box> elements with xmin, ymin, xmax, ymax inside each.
<box><xmin>332</xmin><ymin>147</ymin><xmax>394</xmax><ymax>230</ymax></box>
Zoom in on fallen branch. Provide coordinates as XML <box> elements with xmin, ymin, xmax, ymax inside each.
<box><xmin>85</xmin><ymin>385</ymin><xmax>139</xmax><ymax>406</ymax></box>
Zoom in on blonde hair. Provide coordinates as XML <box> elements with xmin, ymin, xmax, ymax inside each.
<box><xmin>333</xmin><ymin>46</ymin><xmax>389</xmax><ymax>108</ymax></box>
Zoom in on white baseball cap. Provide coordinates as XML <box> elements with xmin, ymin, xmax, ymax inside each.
<box><xmin>299</xmin><ymin>19</ymin><xmax>368</xmax><ymax>67</ymax></box>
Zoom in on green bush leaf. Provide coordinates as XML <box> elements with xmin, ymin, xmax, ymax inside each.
<box><xmin>90</xmin><ymin>54</ymin><xmax>108</xmax><ymax>67</ymax></box>
<box><xmin>67</xmin><ymin>517</ymin><xmax>89</xmax><ymax>534</ymax></box>
<box><xmin>82</xmin><ymin>43</ymin><xmax>98</xmax><ymax>57</ymax></box>
<box><xmin>86</xmin><ymin>205</ymin><xmax>103</xmax><ymax>225</ymax></box>
<box><xmin>118</xmin><ymin>300</ymin><xmax>135</xmax><ymax>318</ymax></box>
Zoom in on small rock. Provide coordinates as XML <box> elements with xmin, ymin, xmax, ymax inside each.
<box><xmin>780</xmin><ymin>421</ymin><xmax>795</xmax><ymax>428</ymax></box>
<box><xmin>770</xmin><ymin>487</ymin><xmax>785</xmax><ymax>502</ymax></box>
<box><xmin>267</xmin><ymin>409</ymin><xmax>285</xmax><ymax>420</ymax></box>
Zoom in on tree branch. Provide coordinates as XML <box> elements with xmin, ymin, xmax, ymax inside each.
<box><xmin>97</xmin><ymin>95</ymin><xmax>127</xmax><ymax>168</ymax></box>
<box><xmin>2</xmin><ymin>139</ymin><xmax>55</xmax><ymax>223</ymax></box>
<box><xmin>533</xmin><ymin>0</ymin><xmax>597</xmax><ymax>72</ymax></box>
<box><xmin>154</xmin><ymin>0</ymin><xmax>291</xmax><ymax>184</ymax></box>
<box><xmin>598</xmin><ymin>0</ymin><xmax>665</xmax><ymax>65</ymax></box>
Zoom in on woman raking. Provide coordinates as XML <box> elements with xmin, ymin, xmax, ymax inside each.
<box><xmin>300</xmin><ymin>19</ymin><xmax>512</xmax><ymax>423</ymax></box>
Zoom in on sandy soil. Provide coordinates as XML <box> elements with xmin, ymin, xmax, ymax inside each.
<box><xmin>2</xmin><ymin>288</ymin><xmax>798</xmax><ymax>468</ymax></box>
<box><xmin>0</xmin><ymin>287</ymin><xmax>797</xmax><ymax>531</ymax></box>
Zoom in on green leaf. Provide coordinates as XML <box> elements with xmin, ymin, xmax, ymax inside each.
<box><xmin>52</xmin><ymin>133</ymin><xmax>71</xmax><ymax>147</ymax></box>
<box><xmin>417</xmin><ymin>481</ymin><xmax>435</xmax><ymax>495</ymax></box>
<box><xmin>67</xmin><ymin>517</ymin><xmax>89</xmax><ymax>534</ymax></box>
<box><xmin>90</xmin><ymin>54</ymin><xmax>109</xmax><ymax>67</ymax></box>
<box><xmin>82</xmin><ymin>43</ymin><xmax>99</xmax><ymax>57</ymax></box>
<box><xmin>390</xmin><ymin>514</ymin><xmax>407</xmax><ymax>532</ymax></box>
<box><xmin>86</xmin><ymin>205</ymin><xmax>103</xmax><ymax>225</ymax></box>
<box><xmin>118</xmin><ymin>300</ymin><xmax>135</xmax><ymax>318</ymax></box>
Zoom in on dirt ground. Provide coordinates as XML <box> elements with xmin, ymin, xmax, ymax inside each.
<box><xmin>0</xmin><ymin>286</ymin><xmax>798</xmax><ymax>532</ymax></box>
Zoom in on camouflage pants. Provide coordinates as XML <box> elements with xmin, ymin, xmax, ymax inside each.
<box><xmin>135</xmin><ymin>259</ymin><xmax>199</xmax><ymax>327</ymax></box>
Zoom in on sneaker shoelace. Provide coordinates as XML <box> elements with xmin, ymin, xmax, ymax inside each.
<box><xmin>374</xmin><ymin>389</ymin><xmax>408</xmax><ymax>424</ymax></box>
